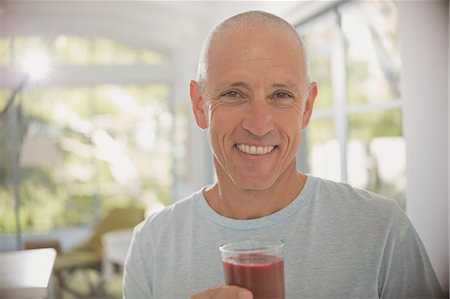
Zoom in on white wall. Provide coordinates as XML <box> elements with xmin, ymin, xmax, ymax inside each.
<box><xmin>398</xmin><ymin>0</ymin><xmax>449</xmax><ymax>293</ymax></box>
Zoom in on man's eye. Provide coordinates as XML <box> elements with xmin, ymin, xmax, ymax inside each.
<box><xmin>270</xmin><ymin>91</ymin><xmax>296</xmax><ymax>107</ymax></box>
<box><xmin>218</xmin><ymin>90</ymin><xmax>247</xmax><ymax>104</ymax></box>
<box><xmin>222</xmin><ymin>90</ymin><xmax>240</xmax><ymax>98</ymax></box>
<box><xmin>273</xmin><ymin>91</ymin><xmax>293</xmax><ymax>99</ymax></box>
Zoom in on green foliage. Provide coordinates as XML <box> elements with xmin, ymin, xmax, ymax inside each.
<box><xmin>349</xmin><ymin>109</ymin><xmax>402</xmax><ymax>140</ymax></box>
<box><xmin>51</xmin><ymin>35</ymin><xmax>168</xmax><ymax>66</ymax></box>
<box><xmin>314</xmin><ymin>82</ymin><xmax>333</xmax><ymax>109</ymax></box>
<box><xmin>347</xmin><ymin>61</ymin><xmax>370</xmax><ymax>105</ymax></box>
<box><xmin>307</xmin><ymin>117</ymin><xmax>334</xmax><ymax>146</ymax></box>
<box><xmin>0</xmin><ymin>38</ymin><xmax>12</xmax><ymax>67</ymax></box>
<box><xmin>2</xmin><ymin>35</ymin><xmax>174</xmax><ymax>234</ymax></box>
<box><xmin>52</xmin><ymin>36</ymin><xmax>91</xmax><ymax>65</ymax></box>
<box><xmin>1</xmin><ymin>84</ymin><xmax>173</xmax><ymax>233</ymax></box>
<box><xmin>0</xmin><ymin>105</ymin><xmax>31</xmax><ymax>187</ymax></box>
<box><xmin>0</xmin><ymin>188</ymin><xmax>15</xmax><ymax>232</ymax></box>
<box><xmin>0</xmin><ymin>173</ymin><xmax>67</xmax><ymax>232</ymax></box>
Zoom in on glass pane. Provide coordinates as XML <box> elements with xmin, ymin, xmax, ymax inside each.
<box><xmin>1</xmin><ymin>29</ymin><xmax>173</xmax><ymax>235</ymax></box>
<box><xmin>342</xmin><ymin>1</ymin><xmax>401</xmax><ymax>105</ymax></box>
<box><xmin>298</xmin><ymin>2</ymin><xmax>405</xmax><ymax>209</ymax></box>
<box><xmin>299</xmin><ymin>14</ymin><xmax>337</xmax><ymax>180</ymax></box>
<box><xmin>52</xmin><ymin>35</ymin><xmax>91</xmax><ymax>65</ymax></box>
<box><xmin>13</xmin><ymin>37</ymin><xmax>48</xmax><ymax>63</ymax></box>
<box><xmin>305</xmin><ymin>117</ymin><xmax>340</xmax><ymax>182</ymax></box>
<box><xmin>0</xmin><ymin>89</ymin><xmax>9</xmax><ymax>106</ymax></box>
<box><xmin>92</xmin><ymin>37</ymin><xmax>137</xmax><ymax>65</ymax></box>
<box><xmin>349</xmin><ymin>109</ymin><xmax>402</xmax><ymax>140</ymax></box>
<box><xmin>139</xmin><ymin>49</ymin><xmax>168</xmax><ymax>65</ymax></box>
<box><xmin>51</xmin><ymin>35</ymin><xmax>168</xmax><ymax>66</ymax></box>
<box><xmin>0</xmin><ymin>84</ymin><xmax>174</xmax><ymax>233</ymax></box>
<box><xmin>0</xmin><ymin>38</ymin><xmax>11</xmax><ymax>67</ymax></box>
<box><xmin>347</xmin><ymin>109</ymin><xmax>405</xmax><ymax>208</ymax></box>
<box><xmin>299</xmin><ymin>14</ymin><xmax>334</xmax><ymax>109</ymax></box>
<box><xmin>0</xmin><ymin>102</ymin><xmax>17</xmax><ymax>233</ymax></box>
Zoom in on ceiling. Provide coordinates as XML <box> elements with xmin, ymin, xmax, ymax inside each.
<box><xmin>0</xmin><ymin>1</ymin><xmax>314</xmax><ymax>52</ymax></box>
<box><xmin>0</xmin><ymin>1</ymin><xmax>341</xmax><ymax>88</ymax></box>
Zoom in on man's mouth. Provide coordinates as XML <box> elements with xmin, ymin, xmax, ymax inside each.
<box><xmin>235</xmin><ymin>144</ymin><xmax>276</xmax><ymax>155</ymax></box>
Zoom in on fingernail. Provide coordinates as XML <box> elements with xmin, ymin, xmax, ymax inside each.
<box><xmin>238</xmin><ymin>289</ymin><xmax>252</xmax><ymax>299</ymax></box>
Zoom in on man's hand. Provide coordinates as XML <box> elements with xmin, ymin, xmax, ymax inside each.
<box><xmin>191</xmin><ymin>285</ymin><xmax>253</xmax><ymax>299</ymax></box>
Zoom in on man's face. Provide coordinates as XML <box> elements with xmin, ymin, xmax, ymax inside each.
<box><xmin>192</xmin><ymin>26</ymin><xmax>316</xmax><ymax>191</ymax></box>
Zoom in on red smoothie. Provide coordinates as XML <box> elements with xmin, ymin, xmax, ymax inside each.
<box><xmin>223</xmin><ymin>253</ymin><xmax>285</xmax><ymax>299</ymax></box>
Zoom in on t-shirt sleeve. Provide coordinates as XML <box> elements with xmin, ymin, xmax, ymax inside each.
<box><xmin>378</xmin><ymin>205</ymin><xmax>443</xmax><ymax>298</ymax></box>
<box><xmin>123</xmin><ymin>224</ymin><xmax>153</xmax><ymax>299</ymax></box>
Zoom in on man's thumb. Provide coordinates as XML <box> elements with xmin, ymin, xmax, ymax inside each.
<box><xmin>238</xmin><ymin>288</ymin><xmax>253</xmax><ymax>299</ymax></box>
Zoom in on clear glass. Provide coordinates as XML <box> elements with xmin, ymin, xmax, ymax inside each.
<box><xmin>298</xmin><ymin>15</ymin><xmax>338</xmax><ymax>179</ymax></box>
<box><xmin>297</xmin><ymin>1</ymin><xmax>405</xmax><ymax>209</ymax></box>
<box><xmin>305</xmin><ymin>117</ymin><xmax>340</xmax><ymax>182</ymax></box>
<box><xmin>342</xmin><ymin>1</ymin><xmax>401</xmax><ymax>105</ymax></box>
<box><xmin>50</xmin><ymin>35</ymin><xmax>168</xmax><ymax>66</ymax></box>
<box><xmin>0</xmin><ymin>83</ymin><xmax>175</xmax><ymax>233</ymax></box>
<box><xmin>299</xmin><ymin>14</ymin><xmax>334</xmax><ymax>109</ymax></box>
<box><xmin>347</xmin><ymin>109</ymin><xmax>405</xmax><ymax>208</ymax></box>
<box><xmin>219</xmin><ymin>239</ymin><xmax>285</xmax><ymax>299</ymax></box>
<box><xmin>1</xmin><ymin>32</ymin><xmax>177</xmax><ymax>234</ymax></box>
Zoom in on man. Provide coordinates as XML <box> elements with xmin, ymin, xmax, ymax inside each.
<box><xmin>123</xmin><ymin>11</ymin><xmax>443</xmax><ymax>299</ymax></box>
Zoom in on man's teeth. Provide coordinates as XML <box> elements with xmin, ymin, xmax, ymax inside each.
<box><xmin>236</xmin><ymin>144</ymin><xmax>275</xmax><ymax>155</ymax></box>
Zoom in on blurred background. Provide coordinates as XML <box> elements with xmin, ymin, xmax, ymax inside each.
<box><xmin>0</xmin><ymin>1</ymin><xmax>448</xmax><ymax>298</ymax></box>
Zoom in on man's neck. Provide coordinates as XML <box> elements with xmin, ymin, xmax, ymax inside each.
<box><xmin>203</xmin><ymin>167</ymin><xmax>307</xmax><ymax>220</ymax></box>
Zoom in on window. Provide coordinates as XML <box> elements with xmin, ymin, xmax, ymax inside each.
<box><xmin>298</xmin><ymin>1</ymin><xmax>405</xmax><ymax>208</ymax></box>
<box><xmin>0</xmin><ymin>35</ymin><xmax>177</xmax><ymax>233</ymax></box>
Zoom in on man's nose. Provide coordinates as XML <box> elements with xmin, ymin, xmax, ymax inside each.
<box><xmin>241</xmin><ymin>98</ymin><xmax>274</xmax><ymax>137</ymax></box>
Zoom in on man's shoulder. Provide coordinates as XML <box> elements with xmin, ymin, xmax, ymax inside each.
<box><xmin>310</xmin><ymin>175</ymin><xmax>401</xmax><ymax>213</ymax></box>
<box><xmin>134</xmin><ymin>187</ymin><xmax>205</xmax><ymax>235</ymax></box>
<box><xmin>308</xmin><ymin>176</ymin><xmax>409</xmax><ymax>233</ymax></box>
<box><xmin>159</xmin><ymin>188</ymin><xmax>203</xmax><ymax>215</ymax></box>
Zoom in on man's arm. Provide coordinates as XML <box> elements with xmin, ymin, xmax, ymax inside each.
<box><xmin>378</xmin><ymin>208</ymin><xmax>443</xmax><ymax>298</ymax></box>
<box><xmin>123</xmin><ymin>227</ymin><xmax>153</xmax><ymax>299</ymax></box>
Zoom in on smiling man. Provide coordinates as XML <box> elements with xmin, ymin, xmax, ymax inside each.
<box><xmin>189</xmin><ymin>13</ymin><xmax>316</xmax><ymax>221</ymax></box>
<box><xmin>123</xmin><ymin>11</ymin><xmax>443</xmax><ymax>299</ymax></box>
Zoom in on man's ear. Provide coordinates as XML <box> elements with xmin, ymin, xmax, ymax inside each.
<box><xmin>189</xmin><ymin>80</ymin><xmax>208</xmax><ymax>129</ymax></box>
<box><xmin>302</xmin><ymin>81</ymin><xmax>318</xmax><ymax>129</ymax></box>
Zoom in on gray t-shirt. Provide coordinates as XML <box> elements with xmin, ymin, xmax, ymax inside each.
<box><xmin>123</xmin><ymin>176</ymin><xmax>443</xmax><ymax>298</ymax></box>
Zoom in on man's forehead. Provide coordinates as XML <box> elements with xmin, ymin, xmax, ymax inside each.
<box><xmin>206</xmin><ymin>19</ymin><xmax>304</xmax><ymax>65</ymax></box>
<box><xmin>207</xmin><ymin>38</ymin><xmax>304</xmax><ymax>79</ymax></box>
<box><xmin>196</xmin><ymin>11</ymin><xmax>310</xmax><ymax>89</ymax></box>
<box><xmin>211</xmin><ymin>20</ymin><xmax>300</xmax><ymax>47</ymax></box>
<box><xmin>208</xmin><ymin>31</ymin><xmax>302</xmax><ymax>64</ymax></box>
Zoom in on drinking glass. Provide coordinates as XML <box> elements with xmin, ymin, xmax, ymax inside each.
<box><xmin>219</xmin><ymin>239</ymin><xmax>285</xmax><ymax>299</ymax></box>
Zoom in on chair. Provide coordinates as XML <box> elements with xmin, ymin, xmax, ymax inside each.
<box><xmin>53</xmin><ymin>207</ymin><xmax>145</xmax><ymax>298</ymax></box>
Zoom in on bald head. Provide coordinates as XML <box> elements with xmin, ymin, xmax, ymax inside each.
<box><xmin>196</xmin><ymin>10</ymin><xmax>311</xmax><ymax>90</ymax></box>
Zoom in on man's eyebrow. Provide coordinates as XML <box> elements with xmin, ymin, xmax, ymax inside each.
<box><xmin>217</xmin><ymin>81</ymin><xmax>301</xmax><ymax>92</ymax></box>
<box><xmin>272</xmin><ymin>82</ymin><xmax>299</xmax><ymax>90</ymax></box>
<box><xmin>214</xmin><ymin>82</ymin><xmax>250</xmax><ymax>94</ymax></box>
